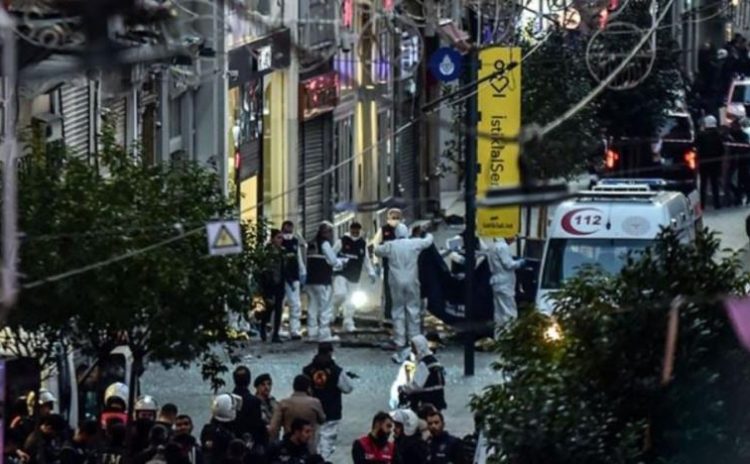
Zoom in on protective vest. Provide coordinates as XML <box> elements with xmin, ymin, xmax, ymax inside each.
<box><xmin>380</xmin><ymin>224</ymin><xmax>396</xmax><ymax>271</ymax></box>
<box><xmin>281</xmin><ymin>236</ymin><xmax>300</xmax><ymax>281</ymax></box>
<box><xmin>306</xmin><ymin>237</ymin><xmax>333</xmax><ymax>286</ymax></box>
<box><xmin>303</xmin><ymin>362</ymin><xmax>343</xmax><ymax>421</ymax></box>
<box><xmin>357</xmin><ymin>435</ymin><xmax>395</xmax><ymax>463</ymax></box>
<box><xmin>337</xmin><ymin>235</ymin><xmax>367</xmax><ymax>283</ymax></box>
<box><xmin>408</xmin><ymin>355</ymin><xmax>447</xmax><ymax>410</ymax></box>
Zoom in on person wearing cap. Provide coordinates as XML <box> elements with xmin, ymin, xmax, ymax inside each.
<box><xmin>398</xmin><ymin>335</ymin><xmax>447</xmax><ymax>411</ymax></box>
<box><xmin>332</xmin><ymin>221</ymin><xmax>378</xmax><ymax>332</ymax></box>
<box><xmin>374</xmin><ymin>224</ymin><xmax>434</xmax><ymax>362</ymax></box>
<box><xmin>390</xmin><ymin>409</ymin><xmax>427</xmax><ymax>464</ymax></box>
<box><xmin>254</xmin><ymin>373</ymin><xmax>278</xmax><ymax>428</ymax></box>
<box><xmin>371</xmin><ymin>208</ymin><xmax>404</xmax><ymax>323</ymax></box>
<box><xmin>487</xmin><ymin>236</ymin><xmax>525</xmax><ymax>338</ymax></box>
<box><xmin>306</xmin><ymin>222</ymin><xmax>346</xmax><ymax>342</ymax></box>
<box><xmin>698</xmin><ymin>114</ymin><xmax>725</xmax><ymax>209</ymax></box>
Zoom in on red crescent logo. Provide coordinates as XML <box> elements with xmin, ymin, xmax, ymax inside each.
<box><xmin>561</xmin><ymin>208</ymin><xmax>603</xmax><ymax>236</ymax></box>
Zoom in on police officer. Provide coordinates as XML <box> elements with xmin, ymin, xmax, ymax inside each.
<box><xmin>372</xmin><ymin>208</ymin><xmax>403</xmax><ymax>323</ymax></box>
<box><xmin>129</xmin><ymin>396</ymin><xmax>158</xmax><ymax>455</ymax></box>
<box><xmin>302</xmin><ymin>342</ymin><xmax>354</xmax><ymax>460</ymax></box>
<box><xmin>200</xmin><ymin>394</ymin><xmax>241</xmax><ymax>464</ymax></box>
<box><xmin>281</xmin><ymin>220</ymin><xmax>306</xmax><ymax>340</ymax></box>
<box><xmin>306</xmin><ymin>222</ymin><xmax>345</xmax><ymax>342</ymax></box>
<box><xmin>424</xmin><ymin>411</ymin><xmax>464</xmax><ymax>464</ymax></box>
<box><xmin>333</xmin><ymin>222</ymin><xmax>377</xmax><ymax>332</ymax></box>
<box><xmin>399</xmin><ymin>335</ymin><xmax>446</xmax><ymax>411</ymax></box>
<box><xmin>101</xmin><ymin>383</ymin><xmax>129</xmax><ymax>429</ymax></box>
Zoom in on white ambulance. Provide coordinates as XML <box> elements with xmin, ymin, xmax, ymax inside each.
<box><xmin>536</xmin><ymin>179</ymin><xmax>702</xmax><ymax>314</ymax></box>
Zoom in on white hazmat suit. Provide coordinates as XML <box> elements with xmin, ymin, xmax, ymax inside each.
<box><xmin>332</xmin><ymin>234</ymin><xmax>377</xmax><ymax>332</ymax></box>
<box><xmin>487</xmin><ymin>238</ymin><xmax>524</xmax><ymax>338</ymax></box>
<box><xmin>307</xmin><ymin>240</ymin><xmax>345</xmax><ymax>341</ymax></box>
<box><xmin>374</xmin><ymin>224</ymin><xmax>433</xmax><ymax>348</ymax></box>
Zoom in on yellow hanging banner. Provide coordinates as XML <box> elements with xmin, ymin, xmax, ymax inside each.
<box><xmin>476</xmin><ymin>47</ymin><xmax>521</xmax><ymax>238</ymax></box>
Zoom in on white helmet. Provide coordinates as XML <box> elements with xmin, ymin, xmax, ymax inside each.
<box><xmin>390</xmin><ymin>409</ymin><xmax>419</xmax><ymax>436</ymax></box>
<box><xmin>134</xmin><ymin>395</ymin><xmax>158</xmax><ymax>412</ymax></box>
<box><xmin>727</xmin><ymin>103</ymin><xmax>747</xmax><ymax>120</ymax></box>
<box><xmin>27</xmin><ymin>389</ymin><xmax>57</xmax><ymax>414</ymax></box>
<box><xmin>703</xmin><ymin>115</ymin><xmax>718</xmax><ymax>129</ymax></box>
<box><xmin>104</xmin><ymin>382</ymin><xmax>129</xmax><ymax>410</ymax></box>
<box><xmin>211</xmin><ymin>393</ymin><xmax>242</xmax><ymax>423</ymax></box>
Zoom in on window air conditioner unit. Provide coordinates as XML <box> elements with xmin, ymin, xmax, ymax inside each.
<box><xmin>31</xmin><ymin>113</ymin><xmax>64</xmax><ymax>143</ymax></box>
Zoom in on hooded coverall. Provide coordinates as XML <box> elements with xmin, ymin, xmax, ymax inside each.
<box><xmin>487</xmin><ymin>239</ymin><xmax>523</xmax><ymax>338</ymax></box>
<box><xmin>374</xmin><ymin>226</ymin><xmax>434</xmax><ymax>348</ymax></box>
<box><xmin>332</xmin><ymin>234</ymin><xmax>377</xmax><ymax>332</ymax></box>
<box><xmin>307</xmin><ymin>240</ymin><xmax>344</xmax><ymax>340</ymax></box>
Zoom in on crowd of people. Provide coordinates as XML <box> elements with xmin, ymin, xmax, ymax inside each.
<box><xmin>5</xmin><ymin>337</ymin><xmax>474</xmax><ymax>464</ymax></box>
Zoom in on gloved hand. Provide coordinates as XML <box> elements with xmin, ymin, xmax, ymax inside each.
<box><xmin>369</xmin><ymin>273</ymin><xmax>378</xmax><ymax>285</ymax></box>
<box><xmin>346</xmin><ymin>371</ymin><xmax>360</xmax><ymax>379</ymax></box>
<box><xmin>299</xmin><ymin>274</ymin><xmax>307</xmax><ymax>286</ymax></box>
<box><xmin>518</xmin><ymin>258</ymin><xmax>527</xmax><ymax>268</ymax></box>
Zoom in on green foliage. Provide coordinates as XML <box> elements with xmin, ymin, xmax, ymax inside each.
<box><xmin>595</xmin><ymin>2</ymin><xmax>683</xmax><ymax>137</ymax></box>
<box><xmin>472</xmin><ymin>229</ymin><xmax>750</xmax><ymax>463</ymax></box>
<box><xmin>520</xmin><ymin>31</ymin><xmax>602</xmax><ymax>180</ymax></box>
<box><xmin>9</xmin><ymin>124</ymin><xmax>267</xmax><ymax>378</ymax></box>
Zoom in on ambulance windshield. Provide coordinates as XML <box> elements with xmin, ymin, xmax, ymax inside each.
<box><xmin>541</xmin><ymin>238</ymin><xmax>652</xmax><ymax>289</ymax></box>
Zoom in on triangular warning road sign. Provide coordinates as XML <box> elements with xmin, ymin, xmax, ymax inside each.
<box><xmin>213</xmin><ymin>224</ymin><xmax>240</xmax><ymax>249</ymax></box>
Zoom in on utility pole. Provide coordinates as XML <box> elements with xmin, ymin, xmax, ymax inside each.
<box><xmin>463</xmin><ymin>49</ymin><xmax>478</xmax><ymax>377</ymax></box>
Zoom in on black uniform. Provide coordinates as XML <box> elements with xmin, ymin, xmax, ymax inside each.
<box><xmin>394</xmin><ymin>434</ymin><xmax>429</xmax><ymax>464</ymax></box>
<box><xmin>306</xmin><ymin>237</ymin><xmax>334</xmax><ymax>286</ymax></box>
<box><xmin>281</xmin><ymin>236</ymin><xmax>302</xmax><ymax>283</ymax></box>
<box><xmin>266</xmin><ymin>436</ymin><xmax>310</xmax><ymax>464</ymax></box>
<box><xmin>407</xmin><ymin>355</ymin><xmax>447</xmax><ymax>411</ymax></box>
<box><xmin>303</xmin><ymin>360</ymin><xmax>344</xmax><ymax>422</ymax></box>
<box><xmin>427</xmin><ymin>432</ymin><xmax>464</xmax><ymax>464</ymax></box>
<box><xmin>259</xmin><ymin>244</ymin><xmax>286</xmax><ymax>341</ymax></box>
<box><xmin>199</xmin><ymin>420</ymin><xmax>235</xmax><ymax>464</ymax></box>
<box><xmin>697</xmin><ymin>127</ymin><xmax>725</xmax><ymax>209</ymax></box>
<box><xmin>231</xmin><ymin>386</ymin><xmax>268</xmax><ymax>452</ymax></box>
<box><xmin>337</xmin><ymin>235</ymin><xmax>368</xmax><ymax>284</ymax></box>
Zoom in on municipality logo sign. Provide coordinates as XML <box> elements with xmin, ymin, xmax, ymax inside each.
<box><xmin>429</xmin><ymin>47</ymin><xmax>462</xmax><ymax>82</ymax></box>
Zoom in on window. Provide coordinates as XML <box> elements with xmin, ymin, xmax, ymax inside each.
<box><xmin>169</xmin><ymin>98</ymin><xmax>182</xmax><ymax>139</ymax></box>
<box><xmin>541</xmin><ymin>238</ymin><xmax>651</xmax><ymax>289</ymax></box>
<box><xmin>334</xmin><ymin>116</ymin><xmax>354</xmax><ymax>204</ymax></box>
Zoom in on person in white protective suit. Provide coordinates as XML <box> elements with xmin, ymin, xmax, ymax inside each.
<box><xmin>281</xmin><ymin>220</ymin><xmax>306</xmax><ymax>340</ymax></box>
<box><xmin>487</xmin><ymin>236</ymin><xmax>525</xmax><ymax>339</ymax></box>
<box><xmin>306</xmin><ymin>222</ymin><xmax>346</xmax><ymax>342</ymax></box>
<box><xmin>332</xmin><ymin>222</ymin><xmax>378</xmax><ymax>332</ymax></box>
<box><xmin>374</xmin><ymin>224</ymin><xmax>434</xmax><ymax>361</ymax></box>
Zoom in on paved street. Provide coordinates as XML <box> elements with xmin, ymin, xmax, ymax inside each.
<box><xmin>140</xmin><ymin>206</ymin><xmax>750</xmax><ymax>463</ymax></box>
<box><xmin>142</xmin><ymin>342</ymin><xmax>496</xmax><ymax>463</ymax></box>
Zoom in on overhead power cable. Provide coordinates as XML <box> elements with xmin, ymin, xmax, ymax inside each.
<box><xmin>20</xmin><ymin>0</ymin><xmax>680</xmax><ymax>290</ymax></box>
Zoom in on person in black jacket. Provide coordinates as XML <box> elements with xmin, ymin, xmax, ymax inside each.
<box><xmin>172</xmin><ymin>415</ymin><xmax>202</xmax><ymax>464</ymax></box>
<box><xmin>230</xmin><ymin>366</ymin><xmax>268</xmax><ymax>456</ymax></box>
<box><xmin>266</xmin><ymin>418</ymin><xmax>314</xmax><ymax>464</ymax></box>
<box><xmin>425</xmin><ymin>411</ymin><xmax>464</xmax><ymax>464</ymax></box>
<box><xmin>259</xmin><ymin>229</ymin><xmax>287</xmax><ymax>343</ymax></box>
<box><xmin>200</xmin><ymin>394</ymin><xmax>239</xmax><ymax>464</ymax></box>
<box><xmin>302</xmin><ymin>343</ymin><xmax>354</xmax><ymax>460</ymax></box>
<box><xmin>697</xmin><ymin>115</ymin><xmax>725</xmax><ymax>209</ymax></box>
